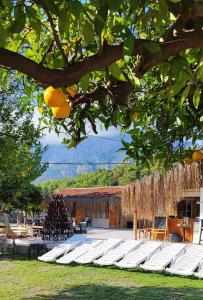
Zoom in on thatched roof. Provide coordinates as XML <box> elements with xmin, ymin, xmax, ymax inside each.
<box><xmin>121</xmin><ymin>164</ymin><xmax>200</xmax><ymax>220</ymax></box>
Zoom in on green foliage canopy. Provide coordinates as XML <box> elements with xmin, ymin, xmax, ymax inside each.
<box><xmin>0</xmin><ymin>76</ymin><xmax>47</xmax><ymax>211</ymax></box>
<box><xmin>0</xmin><ymin>0</ymin><xmax>203</xmax><ymax>168</ymax></box>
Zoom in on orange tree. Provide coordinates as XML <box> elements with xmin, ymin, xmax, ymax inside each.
<box><xmin>0</xmin><ymin>0</ymin><xmax>203</xmax><ymax>169</ymax></box>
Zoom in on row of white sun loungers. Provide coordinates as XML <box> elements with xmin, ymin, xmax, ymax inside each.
<box><xmin>38</xmin><ymin>237</ymin><xmax>203</xmax><ymax>278</ymax></box>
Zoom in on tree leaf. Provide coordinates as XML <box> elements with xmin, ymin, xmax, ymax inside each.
<box><xmin>80</xmin><ymin>74</ymin><xmax>89</xmax><ymax>93</ymax></box>
<box><xmin>26</xmin><ymin>7</ymin><xmax>41</xmax><ymax>33</ymax></box>
<box><xmin>193</xmin><ymin>87</ymin><xmax>201</xmax><ymax>109</ymax></box>
<box><xmin>94</xmin><ymin>5</ymin><xmax>108</xmax><ymax>34</ymax></box>
<box><xmin>127</xmin><ymin>67</ymin><xmax>140</xmax><ymax>87</ymax></box>
<box><xmin>83</xmin><ymin>21</ymin><xmax>94</xmax><ymax>44</ymax></box>
<box><xmin>197</xmin><ymin>64</ymin><xmax>203</xmax><ymax>83</ymax></box>
<box><xmin>172</xmin><ymin>71</ymin><xmax>188</xmax><ymax>96</ymax></box>
<box><xmin>11</xmin><ymin>3</ymin><xmax>26</xmax><ymax>33</ymax></box>
<box><xmin>180</xmin><ymin>85</ymin><xmax>191</xmax><ymax>107</ymax></box>
<box><xmin>108</xmin><ymin>63</ymin><xmax>127</xmax><ymax>81</ymax></box>
<box><xmin>58</xmin><ymin>10</ymin><xmax>70</xmax><ymax>35</ymax></box>
<box><xmin>169</xmin><ymin>0</ymin><xmax>181</xmax><ymax>2</ymax></box>
<box><xmin>143</xmin><ymin>42</ymin><xmax>161</xmax><ymax>53</ymax></box>
<box><xmin>106</xmin><ymin>0</ymin><xmax>121</xmax><ymax>11</ymax></box>
<box><xmin>123</xmin><ymin>35</ymin><xmax>135</xmax><ymax>56</ymax></box>
<box><xmin>71</xmin><ymin>0</ymin><xmax>82</xmax><ymax>19</ymax></box>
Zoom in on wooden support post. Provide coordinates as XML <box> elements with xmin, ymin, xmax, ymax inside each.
<box><xmin>133</xmin><ymin>210</ymin><xmax>137</xmax><ymax>240</ymax></box>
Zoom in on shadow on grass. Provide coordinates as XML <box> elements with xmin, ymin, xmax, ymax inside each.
<box><xmin>0</xmin><ymin>254</ymin><xmax>40</xmax><ymax>261</ymax></box>
<box><xmin>23</xmin><ymin>284</ymin><xmax>203</xmax><ymax>300</ymax></box>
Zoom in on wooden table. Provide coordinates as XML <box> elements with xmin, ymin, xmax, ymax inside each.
<box><xmin>176</xmin><ymin>223</ymin><xmax>191</xmax><ymax>242</ymax></box>
<box><xmin>168</xmin><ymin>218</ymin><xmax>194</xmax><ymax>243</ymax></box>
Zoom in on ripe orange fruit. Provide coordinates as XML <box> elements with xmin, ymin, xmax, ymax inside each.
<box><xmin>67</xmin><ymin>86</ymin><xmax>76</xmax><ymax>97</ymax></box>
<box><xmin>184</xmin><ymin>157</ymin><xmax>193</xmax><ymax>165</ymax></box>
<box><xmin>44</xmin><ymin>86</ymin><xmax>67</xmax><ymax>107</ymax></box>
<box><xmin>52</xmin><ymin>102</ymin><xmax>71</xmax><ymax>119</ymax></box>
<box><xmin>192</xmin><ymin>150</ymin><xmax>203</xmax><ymax>161</ymax></box>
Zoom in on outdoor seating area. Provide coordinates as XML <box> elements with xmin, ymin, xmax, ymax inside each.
<box><xmin>38</xmin><ymin>237</ymin><xmax>203</xmax><ymax>279</ymax></box>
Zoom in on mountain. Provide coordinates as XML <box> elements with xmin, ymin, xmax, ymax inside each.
<box><xmin>36</xmin><ymin>134</ymin><xmax>131</xmax><ymax>183</ymax></box>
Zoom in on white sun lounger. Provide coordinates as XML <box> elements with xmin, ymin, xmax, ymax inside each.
<box><xmin>74</xmin><ymin>238</ymin><xmax>123</xmax><ymax>264</ymax></box>
<box><xmin>194</xmin><ymin>260</ymin><xmax>203</xmax><ymax>279</ymax></box>
<box><xmin>140</xmin><ymin>243</ymin><xmax>186</xmax><ymax>272</ymax></box>
<box><xmin>56</xmin><ymin>239</ymin><xmax>104</xmax><ymax>264</ymax></box>
<box><xmin>94</xmin><ymin>240</ymin><xmax>143</xmax><ymax>266</ymax></box>
<box><xmin>38</xmin><ymin>235</ymin><xmax>86</xmax><ymax>262</ymax></box>
<box><xmin>166</xmin><ymin>245</ymin><xmax>203</xmax><ymax>276</ymax></box>
<box><xmin>115</xmin><ymin>241</ymin><xmax>163</xmax><ymax>269</ymax></box>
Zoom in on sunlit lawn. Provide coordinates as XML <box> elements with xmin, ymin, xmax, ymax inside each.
<box><xmin>1</xmin><ymin>254</ymin><xmax>203</xmax><ymax>300</ymax></box>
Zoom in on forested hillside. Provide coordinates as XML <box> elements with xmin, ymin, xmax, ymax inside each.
<box><xmin>38</xmin><ymin>163</ymin><xmax>162</xmax><ymax>195</ymax></box>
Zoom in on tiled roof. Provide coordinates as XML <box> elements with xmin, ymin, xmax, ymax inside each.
<box><xmin>58</xmin><ymin>186</ymin><xmax>123</xmax><ymax>198</ymax></box>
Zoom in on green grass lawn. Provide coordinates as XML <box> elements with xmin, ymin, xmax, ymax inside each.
<box><xmin>1</xmin><ymin>255</ymin><xmax>203</xmax><ymax>300</ymax></box>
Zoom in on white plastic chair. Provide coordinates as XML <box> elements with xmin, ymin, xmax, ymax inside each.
<box><xmin>166</xmin><ymin>245</ymin><xmax>203</xmax><ymax>276</ymax></box>
<box><xmin>140</xmin><ymin>243</ymin><xmax>186</xmax><ymax>272</ymax></box>
<box><xmin>56</xmin><ymin>239</ymin><xmax>104</xmax><ymax>264</ymax></box>
<box><xmin>115</xmin><ymin>241</ymin><xmax>163</xmax><ymax>269</ymax></box>
<box><xmin>94</xmin><ymin>240</ymin><xmax>143</xmax><ymax>266</ymax></box>
<box><xmin>74</xmin><ymin>238</ymin><xmax>123</xmax><ymax>264</ymax></box>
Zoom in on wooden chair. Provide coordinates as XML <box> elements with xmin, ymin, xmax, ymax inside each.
<box><xmin>147</xmin><ymin>217</ymin><xmax>168</xmax><ymax>241</ymax></box>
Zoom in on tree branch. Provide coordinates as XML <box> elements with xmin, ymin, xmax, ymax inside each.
<box><xmin>34</xmin><ymin>0</ymin><xmax>69</xmax><ymax>66</ymax></box>
<box><xmin>136</xmin><ymin>29</ymin><xmax>203</xmax><ymax>77</ymax></box>
<box><xmin>72</xmin><ymin>81</ymin><xmax>134</xmax><ymax>107</ymax></box>
<box><xmin>0</xmin><ymin>27</ymin><xmax>203</xmax><ymax>87</ymax></box>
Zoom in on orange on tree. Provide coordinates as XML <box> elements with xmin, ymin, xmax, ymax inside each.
<box><xmin>52</xmin><ymin>101</ymin><xmax>71</xmax><ymax>119</ymax></box>
<box><xmin>192</xmin><ymin>150</ymin><xmax>203</xmax><ymax>161</ymax></box>
<box><xmin>67</xmin><ymin>86</ymin><xmax>77</xmax><ymax>98</ymax></box>
<box><xmin>184</xmin><ymin>157</ymin><xmax>193</xmax><ymax>165</ymax></box>
<box><xmin>44</xmin><ymin>86</ymin><xmax>67</xmax><ymax>107</ymax></box>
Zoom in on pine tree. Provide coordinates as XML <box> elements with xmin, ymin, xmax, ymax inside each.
<box><xmin>43</xmin><ymin>194</ymin><xmax>72</xmax><ymax>242</ymax></box>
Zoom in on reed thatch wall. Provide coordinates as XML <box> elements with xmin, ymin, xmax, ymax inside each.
<box><xmin>121</xmin><ymin>164</ymin><xmax>200</xmax><ymax>224</ymax></box>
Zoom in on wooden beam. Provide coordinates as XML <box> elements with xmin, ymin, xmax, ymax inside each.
<box><xmin>133</xmin><ymin>210</ymin><xmax>137</xmax><ymax>240</ymax></box>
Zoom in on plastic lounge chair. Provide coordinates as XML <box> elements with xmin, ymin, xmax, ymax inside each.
<box><xmin>94</xmin><ymin>240</ymin><xmax>143</xmax><ymax>266</ymax></box>
<box><xmin>115</xmin><ymin>241</ymin><xmax>163</xmax><ymax>269</ymax></box>
<box><xmin>166</xmin><ymin>245</ymin><xmax>203</xmax><ymax>276</ymax></box>
<box><xmin>56</xmin><ymin>239</ymin><xmax>104</xmax><ymax>264</ymax></box>
<box><xmin>194</xmin><ymin>260</ymin><xmax>203</xmax><ymax>279</ymax></box>
<box><xmin>38</xmin><ymin>235</ymin><xmax>86</xmax><ymax>262</ymax></box>
<box><xmin>140</xmin><ymin>243</ymin><xmax>186</xmax><ymax>272</ymax></box>
<box><xmin>74</xmin><ymin>238</ymin><xmax>123</xmax><ymax>264</ymax></box>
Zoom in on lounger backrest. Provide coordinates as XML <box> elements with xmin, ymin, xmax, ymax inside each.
<box><xmin>143</xmin><ymin>243</ymin><xmax>186</xmax><ymax>265</ymax></box>
<box><xmin>122</xmin><ymin>242</ymin><xmax>163</xmax><ymax>261</ymax></box>
<box><xmin>171</xmin><ymin>245</ymin><xmax>203</xmax><ymax>269</ymax></box>
<box><xmin>80</xmin><ymin>238</ymin><xmax>122</xmax><ymax>257</ymax></box>
<box><xmin>64</xmin><ymin>235</ymin><xmax>87</xmax><ymax>244</ymax></box>
<box><xmin>62</xmin><ymin>240</ymin><xmax>103</xmax><ymax>257</ymax></box>
<box><xmin>102</xmin><ymin>240</ymin><xmax>142</xmax><ymax>257</ymax></box>
<box><xmin>94</xmin><ymin>238</ymin><xmax>122</xmax><ymax>251</ymax></box>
